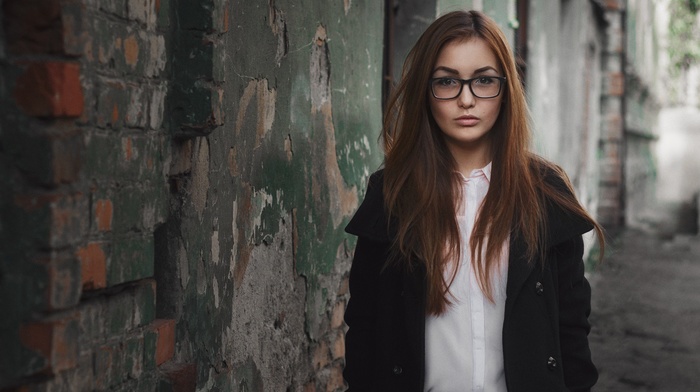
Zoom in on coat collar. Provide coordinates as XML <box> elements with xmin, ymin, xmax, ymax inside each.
<box><xmin>345</xmin><ymin>166</ymin><xmax>594</xmax><ymax>301</ymax></box>
<box><xmin>345</xmin><ymin>168</ymin><xmax>593</xmax><ymax>247</ymax></box>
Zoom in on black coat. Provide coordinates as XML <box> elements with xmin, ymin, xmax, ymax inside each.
<box><xmin>343</xmin><ymin>169</ymin><xmax>598</xmax><ymax>392</ymax></box>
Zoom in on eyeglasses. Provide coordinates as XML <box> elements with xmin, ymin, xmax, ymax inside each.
<box><xmin>429</xmin><ymin>76</ymin><xmax>506</xmax><ymax>100</ymax></box>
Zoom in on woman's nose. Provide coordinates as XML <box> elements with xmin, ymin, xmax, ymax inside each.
<box><xmin>457</xmin><ymin>84</ymin><xmax>476</xmax><ymax>107</ymax></box>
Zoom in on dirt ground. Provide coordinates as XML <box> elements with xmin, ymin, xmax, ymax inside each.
<box><xmin>588</xmin><ymin>229</ymin><xmax>700</xmax><ymax>392</ymax></box>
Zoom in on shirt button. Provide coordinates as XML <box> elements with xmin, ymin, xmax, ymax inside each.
<box><xmin>535</xmin><ymin>282</ymin><xmax>544</xmax><ymax>295</ymax></box>
<box><xmin>393</xmin><ymin>365</ymin><xmax>403</xmax><ymax>375</ymax></box>
<box><xmin>547</xmin><ymin>356</ymin><xmax>557</xmax><ymax>371</ymax></box>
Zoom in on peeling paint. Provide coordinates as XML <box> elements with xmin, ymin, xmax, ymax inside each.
<box><xmin>197</xmin><ymin>251</ymin><xmax>207</xmax><ymax>295</ymax></box>
<box><xmin>284</xmin><ymin>134</ymin><xmax>293</xmax><ymax>161</ymax></box>
<box><xmin>235</xmin><ymin>79</ymin><xmax>277</xmax><ymax>148</ymax></box>
<box><xmin>211</xmin><ymin>230</ymin><xmax>220</xmax><ymax>265</ymax></box>
<box><xmin>178</xmin><ymin>238</ymin><xmax>189</xmax><ymax>289</ymax></box>
<box><xmin>196</xmin><ymin>367</ymin><xmax>217</xmax><ymax>392</ymax></box>
<box><xmin>227</xmin><ymin>147</ymin><xmax>238</xmax><ymax>177</ymax></box>
<box><xmin>310</xmin><ymin>24</ymin><xmax>359</xmax><ymax>229</ymax></box>
<box><xmin>191</xmin><ymin>138</ymin><xmax>210</xmax><ymax>220</ymax></box>
<box><xmin>213</xmin><ymin>277</ymin><xmax>220</xmax><ymax>308</ymax></box>
<box><xmin>310</xmin><ymin>26</ymin><xmax>330</xmax><ymax>111</ymax></box>
<box><xmin>268</xmin><ymin>0</ymin><xmax>289</xmax><ymax>66</ymax></box>
<box><xmin>232</xmin><ymin>185</ymin><xmax>254</xmax><ymax>286</ymax></box>
<box><xmin>252</xmin><ymin>189</ymin><xmax>274</xmax><ymax>242</ymax></box>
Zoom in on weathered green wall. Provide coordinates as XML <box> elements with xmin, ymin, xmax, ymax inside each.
<box><xmin>159</xmin><ymin>0</ymin><xmax>384</xmax><ymax>390</ymax></box>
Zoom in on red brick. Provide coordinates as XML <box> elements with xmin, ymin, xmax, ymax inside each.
<box><xmin>50</xmin><ymin>131</ymin><xmax>84</xmax><ymax>184</ymax></box>
<box><xmin>3</xmin><ymin>0</ymin><xmax>64</xmax><ymax>55</ymax></box>
<box><xmin>123</xmin><ymin>34</ymin><xmax>139</xmax><ymax>67</ymax></box>
<box><xmin>34</xmin><ymin>251</ymin><xmax>82</xmax><ymax>310</ymax></box>
<box><xmin>13</xmin><ymin>61</ymin><xmax>84</xmax><ymax>118</ymax></box>
<box><xmin>77</xmin><ymin>242</ymin><xmax>107</xmax><ymax>290</ymax></box>
<box><xmin>19</xmin><ymin>315</ymin><xmax>79</xmax><ymax>375</ymax></box>
<box><xmin>14</xmin><ymin>192</ymin><xmax>88</xmax><ymax>248</ymax></box>
<box><xmin>95</xmin><ymin>199</ymin><xmax>114</xmax><ymax>232</ymax></box>
<box><xmin>605</xmin><ymin>72</ymin><xmax>625</xmax><ymax>97</ymax></box>
<box><xmin>9</xmin><ymin>128</ymin><xmax>84</xmax><ymax>186</ymax></box>
<box><xmin>95</xmin><ymin>79</ymin><xmax>127</xmax><ymax>129</ymax></box>
<box><xmin>150</xmin><ymin>319</ymin><xmax>175</xmax><ymax>366</ymax></box>
<box><xmin>160</xmin><ymin>362</ymin><xmax>197</xmax><ymax>392</ymax></box>
<box><xmin>601</xmin><ymin>112</ymin><xmax>623</xmax><ymax>139</ymax></box>
<box><xmin>19</xmin><ymin>323</ymin><xmax>53</xmax><ymax>367</ymax></box>
<box><xmin>603</xmin><ymin>0</ymin><xmax>625</xmax><ymax>11</ymax></box>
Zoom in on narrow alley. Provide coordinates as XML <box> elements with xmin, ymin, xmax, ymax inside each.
<box><xmin>589</xmin><ymin>229</ymin><xmax>700</xmax><ymax>391</ymax></box>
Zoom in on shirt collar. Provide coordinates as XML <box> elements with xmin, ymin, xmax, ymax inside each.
<box><xmin>481</xmin><ymin>162</ymin><xmax>492</xmax><ymax>182</ymax></box>
<box><xmin>456</xmin><ymin>162</ymin><xmax>492</xmax><ymax>183</ymax></box>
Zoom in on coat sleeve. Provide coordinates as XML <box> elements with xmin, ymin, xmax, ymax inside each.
<box><xmin>555</xmin><ymin>235</ymin><xmax>598</xmax><ymax>392</ymax></box>
<box><xmin>343</xmin><ymin>236</ymin><xmax>385</xmax><ymax>391</ymax></box>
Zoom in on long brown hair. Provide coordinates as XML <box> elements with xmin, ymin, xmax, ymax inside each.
<box><xmin>381</xmin><ymin>10</ymin><xmax>604</xmax><ymax>315</ymax></box>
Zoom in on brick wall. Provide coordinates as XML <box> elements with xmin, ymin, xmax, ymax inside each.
<box><xmin>598</xmin><ymin>1</ymin><xmax>627</xmax><ymax>228</ymax></box>
<box><xmin>1</xmin><ymin>1</ymin><xmax>384</xmax><ymax>391</ymax></box>
<box><xmin>0</xmin><ymin>0</ymin><xmax>175</xmax><ymax>389</ymax></box>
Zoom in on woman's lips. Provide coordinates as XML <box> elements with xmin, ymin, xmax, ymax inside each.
<box><xmin>455</xmin><ymin>115</ymin><xmax>479</xmax><ymax>126</ymax></box>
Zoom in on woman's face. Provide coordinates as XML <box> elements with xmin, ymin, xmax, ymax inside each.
<box><xmin>428</xmin><ymin>37</ymin><xmax>504</xmax><ymax>160</ymax></box>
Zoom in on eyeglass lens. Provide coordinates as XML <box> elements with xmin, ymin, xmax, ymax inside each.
<box><xmin>431</xmin><ymin>77</ymin><xmax>502</xmax><ymax>99</ymax></box>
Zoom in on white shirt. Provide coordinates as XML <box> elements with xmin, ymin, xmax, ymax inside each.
<box><xmin>424</xmin><ymin>163</ymin><xmax>509</xmax><ymax>392</ymax></box>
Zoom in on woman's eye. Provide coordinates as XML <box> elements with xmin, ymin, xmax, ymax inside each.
<box><xmin>437</xmin><ymin>78</ymin><xmax>458</xmax><ymax>87</ymax></box>
<box><xmin>476</xmin><ymin>77</ymin><xmax>495</xmax><ymax>85</ymax></box>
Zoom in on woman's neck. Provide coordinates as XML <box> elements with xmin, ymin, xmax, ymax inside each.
<box><xmin>448</xmin><ymin>142</ymin><xmax>492</xmax><ymax>176</ymax></box>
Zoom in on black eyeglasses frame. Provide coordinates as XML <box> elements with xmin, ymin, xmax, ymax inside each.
<box><xmin>429</xmin><ymin>76</ymin><xmax>507</xmax><ymax>100</ymax></box>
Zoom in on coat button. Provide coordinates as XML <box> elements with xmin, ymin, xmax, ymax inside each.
<box><xmin>535</xmin><ymin>282</ymin><xmax>544</xmax><ymax>295</ymax></box>
<box><xmin>393</xmin><ymin>365</ymin><xmax>403</xmax><ymax>375</ymax></box>
<box><xmin>547</xmin><ymin>356</ymin><xmax>557</xmax><ymax>371</ymax></box>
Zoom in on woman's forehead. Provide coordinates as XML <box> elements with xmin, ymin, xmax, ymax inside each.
<box><xmin>433</xmin><ymin>38</ymin><xmax>501</xmax><ymax>75</ymax></box>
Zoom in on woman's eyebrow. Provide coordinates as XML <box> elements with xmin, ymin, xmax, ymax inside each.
<box><xmin>432</xmin><ymin>65</ymin><xmax>499</xmax><ymax>76</ymax></box>
<box><xmin>432</xmin><ymin>66</ymin><xmax>459</xmax><ymax>75</ymax></box>
<box><xmin>473</xmin><ymin>66</ymin><xmax>499</xmax><ymax>74</ymax></box>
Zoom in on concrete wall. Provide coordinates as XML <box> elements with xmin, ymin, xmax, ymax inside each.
<box><xmin>436</xmin><ymin>0</ymin><xmax>516</xmax><ymax>43</ymax></box>
<box><xmin>557</xmin><ymin>0</ymin><xmax>605</xmax><ymax>214</ymax></box>
<box><xmin>0</xmin><ymin>0</ymin><xmax>383</xmax><ymax>391</ymax></box>
<box><xmin>527</xmin><ymin>0</ymin><xmax>563</xmax><ymax>159</ymax></box>
<box><xmin>625</xmin><ymin>0</ymin><xmax>663</xmax><ymax>229</ymax></box>
<box><xmin>655</xmin><ymin>106</ymin><xmax>700</xmax><ymax>232</ymax></box>
<box><xmin>391</xmin><ymin>0</ymin><xmax>438</xmax><ymax>81</ymax></box>
<box><xmin>526</xmin><ymin>0</ymin><xmax>622</xmax><ymax>227</ymax></box>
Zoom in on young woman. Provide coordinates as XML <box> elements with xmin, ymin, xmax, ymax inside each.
<box><xmin>343</xmin><ymin>10</ymin><xmax>604</xmax><ymax>392</ymax></box>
